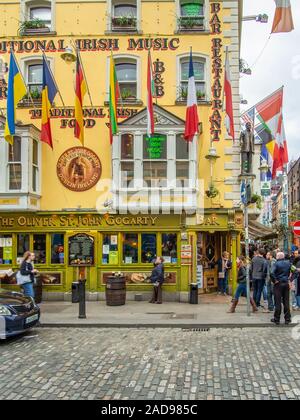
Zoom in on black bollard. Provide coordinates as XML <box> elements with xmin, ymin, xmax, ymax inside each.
<box><xmin>78</xmin><ymin>279</ymin><xmax>86</xmax><ymax>319</ymax></box>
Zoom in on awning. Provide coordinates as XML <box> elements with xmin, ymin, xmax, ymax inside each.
<box><xmin>248</xmin><ymin>220</ymin><xmax>277</xmax><ymax>240</ymax></box>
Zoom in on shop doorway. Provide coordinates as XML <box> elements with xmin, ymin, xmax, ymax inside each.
<box><xmin>196</xmin><ymin>232</ymin><xmax>228</xmax><ymax>293</ymax></box>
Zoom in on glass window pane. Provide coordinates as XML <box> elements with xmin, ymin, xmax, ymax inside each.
<box><xmin>102</xmin><ymin>234</ymin><xmax>118</xmax><ymax>264</ymax></box>
<box><xmin>9</xmin><ymin>164</ymin><xmax>22</xmax><ymax>190</ymax></box>
<box><xmin>143</xmin><ymin>162</ymin><xmax>167</xmax><ymax>188</ymax></box>
<box><xmin>116</xmin><ymin>63</ymin><xmax>136</xmax><ymax>81</ymax></box>
<box><xmin>161</xmin><ymin>233</ymin><xmax>178</xmax><ymax>263</ymax></box>
<box><xmin>0</xmin><ymin>235</ymin><xmax>13</xmax><ymax>265</ymax></box>
<box><xmin>181</xmin><ymin>2</ymin><xmax>204</xmax><ymax>16</ymax></box>
<box><xmin>176</xmin><ymin>134</ymin><xmax>189</xmax><ymax>159</ymax></box>
<box><xmin>17</xmin><ymin>234</ymin><xmax>30</xmax><ymax>259</ymax></box>
<box><xmin>33</xmin><ymin>140</ymin><xmax>38</xmax><ymax>165</ymax></box>
<box><xmin>114</xmin><ymin>5</ymin><xmax>137</xmax><ymax>17</ymax></box>
<box><xmin>119</xmin><ymin>83</ymin><xmax>137</xmax><ymax>100</ymax></box>
<box><xmin>141</xmin><ymin>234</ymin><xmax>157</xmax><ymax>263</ymax></box>
<box><xmin>123</xmin><ymin>233</ymin><xmax>138</xmax><ymax>263</ymax></box>
<box><xmin>121</xmin><ymin>162</ymin><xmax>134</xmax><ymax>188</ymax></box>
<box><xmin>32</xmin><ymin>166</ymin><xmax>38</xmax><ymax>192</ymax></box>
<box><xmin>51</xmin><ymin>234</ymin><xmax>64</xmax><ymax>264</ymax></box>
<box><xmin>143</xmin><ymin>134</ymin><xmax>167</xmax><ymax>159</ymax></box>
<box><xmin>8</xmin><ymin>137</ymin><xmax>21</xmax><ymax>162</ymax></box>
<box><xmin>181</xmin><ymin>60</ymin><xmax>204</xmax><ymax>81</ymax></box>
<box><xmin>30</xmin><ymin>7</ymin><xmax>51</xmax><ymax>22</ymax></box>
<box><xmin>176</xmin><ymin>161</ymin><xmax>189</xmax><ymax>181</ymax></box>
<box><xmin>33</xmin><ymin>234</ymin><xmax>46</xmax><ymax>264</ymax></box>
<box><xmin>121</xmin><ymin>133</ymin><xmax>134</xmax><ymax>159</ymax></box>
<box><xmin>28</xmin><ymin>64</ymin><xmax>43</xmax><ymax>84</ymax></box>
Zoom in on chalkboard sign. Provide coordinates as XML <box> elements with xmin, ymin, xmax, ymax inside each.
<box><xmin>143</xmin><ymin>134</ymin><xmax>167</xmax><ymax>159</ymax></box>
<box><xmin>68</xmin><ymin>233</ymin><xmax>94</xmax><ymax>266</ymax></box>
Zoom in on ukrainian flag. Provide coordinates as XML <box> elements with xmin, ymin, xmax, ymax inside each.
<box><xmin>4</xmin><ymin>52</ymin><xmax>27</xmax><ymax>144</ymax></box>
<box><xmin>41</xmin><ymin>56</ymin><xmax>57</xmax><ymax>148</ymax></box>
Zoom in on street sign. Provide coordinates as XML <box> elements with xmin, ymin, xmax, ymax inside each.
<box><xmin>293</xmin><ymin>221</ymin><xmax>300</xmax><ymax>237</ymax></box>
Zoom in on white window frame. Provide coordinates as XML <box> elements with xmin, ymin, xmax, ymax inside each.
<box><xmin>106</xmin><ymin>54</ymin><xmax>141</xmax><ymax>102</ymax></box>
<box><xmin>175</xmin><ymin>0</ymin><xmax>209</xmax><ymax>32</ymax></box>
<box><xmin>176</xmin><ymin>52</ymin><xmax>210</xmax><ymax>102</ymax></box>
<box><xmin>107</xmin><ymin>0</ymin><xmax>141</xmax><ymax>32</ymax></box>
<box><xmin>7</xmin><ymin>137</ymin><xmax>22</xmax><ymax>192</ymax></box>
<box><xmin>20</xmin><ymin>0</ymin><xmax>56</xmax><ymax>32</ymax></box>
<box><xmin>20</xmin><ymin>56</ymin><xmax>54</xmax><ymax>95</ymax></box>
<box><xmin>32</xmin><ymin>138</ymin><xmax>39</xmax><ymax>193</ymax></box>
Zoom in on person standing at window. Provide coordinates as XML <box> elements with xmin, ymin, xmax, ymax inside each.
<box><xmin>217</xmin><ymin>251</ymin><xmax>232</xmax><ymax>296</ymax></box>
<box><xmin>20</xmin><ymin>251</ymin><xmax>38</xmax><ymax>299</ymax></box>
<box><xmin>149</xmin><ymin>257</ymin><xmax>165</xmax><ymax>304</ymax></box>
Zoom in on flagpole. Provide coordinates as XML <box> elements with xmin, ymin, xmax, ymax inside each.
<box><xmin>11</xmin><ymin>50</ymin><xmax>37</xmax><ymax>110</ymax></box>
<box><xmin>41</xmin><ymin>50</ymin><xmax>65</xmax><ymax>107</ymax></box>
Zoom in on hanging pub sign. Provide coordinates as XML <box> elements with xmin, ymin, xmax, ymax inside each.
<box><xmin>209</xmin><ymin>2</ymin><xmax>223</xmax><ymax>142</ymax></box>
<box><xmin>68</xmin><ymin>233</ymin><xmax>94</xmax><ymax>266</ymax></box>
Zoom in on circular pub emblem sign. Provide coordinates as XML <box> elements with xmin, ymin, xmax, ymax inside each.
<box><xmin>57</xmin><ymin>147</ymin><xmax>102</xmax><ymax>192</ymax></box>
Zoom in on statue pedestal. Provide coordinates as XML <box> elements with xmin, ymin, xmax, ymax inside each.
<box><xmin>238</xmin><ymin>173</ymin><xmax>256</xmax><ymax>181</ymax></box>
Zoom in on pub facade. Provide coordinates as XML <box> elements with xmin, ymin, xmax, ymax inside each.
<box><xmin>0</xmin><ymin>0</ymin><xmax>243</xmax><ymax>301</ymax></box>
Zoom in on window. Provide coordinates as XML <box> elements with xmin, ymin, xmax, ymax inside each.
<box><xmin>111</xmin><ymin>1</ymin><xmax>137</xmax><ymax>31</ymax></box>
<box><xmin>141</xmin><ymin>234</ymin><xmax>157</xmax><ymax>263</ymax></box>
<box><xmin>51</xmin><ymin>234</ymin><xmax>64</xmax><ymax>264</ymax></box>
<box><xmin>143</xmin><ymin>134</ymin><xmax>167</xmax><ymax>188</ymax></box>
<box><xmin>32</xmin><ymin>139</ymin><xmax>39</xmax><ymax>192</ymax></box>
<box><xmin>176</xmin><ymin>134</ymin><xmax>189</xmax><ymax>184</ymax></box>
<box><xmin>8</xmin><ymin>137</ymin><xmax>22</xmax><ymax>190</ymax></box>
<box><xmin>33</xmin><ymin>234</ymin><xmax>46</xmax><ymax>264</ymax></box>
<box><xmin>178</xmin><ymin>0</ymin><xmax>205</xmax><ymax>31</ymax></box>
<box><xmin>102</xmin><ymin>234</ymin><xmax>119</xmax><ymax>264</ymax></box>
<box><xmin>0</xmin><ymin>235</ymin><xmax>13</xmax><ymax>265</ymax></box>
<box><xmin>27</xmin><ymin>63</ymin><xmax>43</xmax><ymax>96</ymax></box>
<box><xmin>161</xmin><ymin>233</ymin><xmax>178</xmax><ymax>263</ymax></box>
<box><xmin>29</xmin><ymin>6</ymin><xmax>51</xmax><ymax>28</ymax></box>
<box><xmin>179</xmin><ymin>56</ymin><xmax>206</xmax><ymax>102</ymax></box>
<box><xmin>120</xmin><ymin>133</ymin><xmax>134</xmax><ymax>188</ymax></box>
<box><xmin>17</xmin><ymin>234</ymin><xmax>30</xmax><ymax>261</ymax></box>
<box><xmin>123</xmin><ymin>233</ymin><xmax>138</xmax><ymax>263</ymax></box>
<box><xmin>115</xmin><ymin>60</ymin><xmax>137</xmax><ymax>101</ymax></box>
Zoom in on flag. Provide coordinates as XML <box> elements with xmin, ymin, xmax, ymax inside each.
<box><xmin>272</xmin><ymin>0</ymin><xmax>294</xmax><ymax>33</ymax></box>
<box><xmin>74</xmin><ymin>53</ymin><xmax>87</xmax><ymax>145</ymax></box>
<box><xmin>224</xmin><ymin>50</ymin><xmax>234</xmax><ymax>140</ymax></box>
<box><xmin>147</xmin><ymin>51</ymin><xmax>155</xmax><ymax>137</ymax></box>
<box><xmin>109</xmin><ymin>53</ymin><xmax>120</xmax><ymax>144</ymax></box>
<box><xmin>184</xmin><ymin>51</ymin><xmax>199</xmax><ymax>142</ymax></box>
<box><xmin>241</xmin><ymin>106</ymin><xmax>255</xmax><ymax>128</ymax></box>
<box><xmin>41</xmin><ymin>56</ymin><xmax>58</xmax><ymax>148</ymax></box>
<box><xmin>256</xmin><ymin>88</ymin><xmax>288</xmax><ymax>178</ymax></box>
<box><xmin>4</xmin><ymin>52</ymin><xmax>26</xmax><ymax>144</ymax></box>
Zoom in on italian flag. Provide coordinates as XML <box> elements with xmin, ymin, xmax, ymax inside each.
<box><xmin>256</xmin><ymin>88</ymin><xmax>288</xmax><ymax>178</ymax></box>
<box><xmin>184</xmin><ymin>50</ymin><xmax>199</xmax><ymax>142</ymax></box>
<box><xmin>147</xmin><ymin>51</ymin><xmax>155</xmax><ymax>137</ymax></box>
<box><xmin>272</xmin><ymin>0</ymin><xmax>294</xmax><ymax>33</ymax></box>
<box><xmin>109</xmin><ymin>53</ymin><xmax>120</xmax><ymax>144</ymax></box>
<box><xmin>224</xmin><ymin>49</ymin><xmax>234</xmax><ymax>140</ymax></box>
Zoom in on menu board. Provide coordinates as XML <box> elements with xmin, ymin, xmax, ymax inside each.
<box><xmin>68</xmin><ymin>233</ymin><xmax>94</xmax><ymax>266</ymax></box>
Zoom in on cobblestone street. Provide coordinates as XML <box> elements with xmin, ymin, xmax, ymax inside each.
<box><xmin>1</xmin><ymin>327</ymin><xmax>300</xmax><ymax>400</ymax></box>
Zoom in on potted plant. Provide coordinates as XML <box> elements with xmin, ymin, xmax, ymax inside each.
<box><xmin>112</xmin><ymin>15</ymin><xmax>137</xmax><ymax>29</ymax></box>
<box><xmin>120</xmin><ymin>87</ymin><xmax>136</xmax><ymax>101</ymax></box>
<box><xmin>22</xmin><ymin>87</ymin><xmax>42</xmax><ymax>105</ymax></box>
<box><xmin>250</xmin><ymin>193</ymin><xmax>262</xmax><ymax>210</ymax></box>
<box><xmin>177</xmin><ymin>86</ymin><xmax>188</xmax><ymax>102</ymax></box>
<box><xmin>18</xmin><ymin>18</ymin><xmax>50</xmax><ymax>36</ymax></box>
<box><xmin>178</xmin><ymin>16</ymin><xmax>205</xmax><ymax>31</ymax></box>
<box><xmin>206</xmin><ymin>183</ymin><xmax>219</xmax><ymax>199</ymax></box>
<box><xmin>196</xmin><ymin>91</ymin><xmax>206</xmax><ymax>101</ymax></box>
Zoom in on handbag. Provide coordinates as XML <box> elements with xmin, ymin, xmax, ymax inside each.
<box><xmin>16</xmin><ymin>271</ymin><xmax>31</xmax><ymax>285</ymax></box>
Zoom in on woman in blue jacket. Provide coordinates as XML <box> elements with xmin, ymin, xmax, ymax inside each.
<box><xmin>149</xmin><ymin>257</ymin><xmax>165</xmax><ymax>304</ymax></box>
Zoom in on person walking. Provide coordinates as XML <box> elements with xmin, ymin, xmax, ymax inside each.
<box><xmin>291</xmin><ymin>254</ymin><xmax>300</xmax><ymax>310</ymax></box>
<box><xmin>228</xmin><ymin>256</ymin><xmax>258</xmax><ymax>313</ymax></box>
<box><xmin>265</xmin><ymin>251</ymin><xmax>276</xmax><ymax>313</ymax></box>
<box><xmin>19</xmin><ymin>251</ymin><xmax>38</xmax><ymax>299</ymax></box>
<box><xmin>251</xmin><ymin>248</ymin><xmax>268</xmax><ymax>309</ymax></box>
<box><xmin>217</xmin><ymin>251</ymin><xmax>232</xmax><ymax>296</ymax></box>
<box><xmin>271</xmin><ymin>251</ymin><xmax>292</xmax><ymax>325</ymax></box>
<box><xmin>149</xmin><ymin>257</ymin><xmax>165</xmax><ymax>304</ymax></box>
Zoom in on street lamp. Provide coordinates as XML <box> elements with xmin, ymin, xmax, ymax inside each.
<box><xmin>242</xmin><ymin>14</ymin><xmax>269</xmax><ymax>23</ymax></box>
<box><xmin>60</xmin><ymin>46</ymin><xmax>77</xmax><ymax>64</ymax></box>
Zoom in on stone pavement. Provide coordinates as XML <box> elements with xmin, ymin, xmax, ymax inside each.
<box><xmin>39</xmin><ymin>295</ymin><xmax>299</xmax><ymax>327</ymax></box>
<box><xmin>1</xmin><ymin>327</ymin><xmax>300</xmax><ymax>400</ymax></box>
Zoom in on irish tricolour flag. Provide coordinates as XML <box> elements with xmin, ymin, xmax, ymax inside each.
<box><xmin>272</xmin><ymin>0</ymin><xmax>294</xmax><ymax>33</ymax></box>
<box><xmin>184</xmin><ymin>51</ymin><xmax>199</xmax><ymax>142</ymax></box>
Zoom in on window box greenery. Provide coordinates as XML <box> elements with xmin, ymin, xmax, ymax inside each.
<box><xmin>177</xmin><ymin>86</ymin><xmax>206</xmax><ymax>103</ymax></box>
<box><xmin>178</xmin><ymin>16</ymin><xmax>205</xmax><ymax>31</ymax></box>
<box><xmin>18</xmin><ymin>19</ymin><xmax>50</xmax><ymax>36</ymax></box>
<box><xmin>250</xmin><ymin>194</ymin><xmax>262</xmax><ymax>210</ymax></box>
<box><xmin>111</xmin><ymin>16</ymin><xmax>137</xmax><ymax>30</ymax></box>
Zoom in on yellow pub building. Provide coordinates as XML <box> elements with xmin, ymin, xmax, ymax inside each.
<box><xmin>0</xmin><ymin>0</ymin><xmax>244</xmax><ymax>301</ymax></box>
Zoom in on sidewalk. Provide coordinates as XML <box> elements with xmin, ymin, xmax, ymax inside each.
<box><xmin>39</xmin><ymin>295</ymin><xmax>296</xmax><ymax>328</ymax></box>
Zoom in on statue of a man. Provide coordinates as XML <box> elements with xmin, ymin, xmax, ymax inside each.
<box><xmin>240</xmin><ymin>122</ymin><xmax>255</xmax><ymax>174</ymax></box>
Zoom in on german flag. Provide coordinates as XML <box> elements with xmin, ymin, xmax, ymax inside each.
<box><xmin>74</xmin><ymin>53</ymin><xmax>87</xmax><ymax>145</ymax></box>
<box><xmin>41</xmin><ymin>56</ymin><xmax>58</xmax><ymax>148</ymax></box>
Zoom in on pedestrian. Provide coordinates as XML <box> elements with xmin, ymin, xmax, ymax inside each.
<box><xmin>149</xmin><ymin>257</ymin><xmax>165</xmax><ymax>304</ymax></box>
<box><xmin>19</xmin><ymin>251</ymin><xmax>38</xmax><ymax>299</ymax></box>
<box><xmin>290</xmin><ymin>255</ymin><xmax>300</xmax><ymax>311</ymax></box>
<box><xmin>217</xmin><ymin>251</ymin><xmax>232</xmax><ymax>296</ymax></box>
<box><xmin>251</xmin><ymin>248</ymin><xmax>268</xmax><ymax>309</ymax></box>
<box><xmin>228</xmin><ymin>256</ymin><xmax>258</xmax><ymax>313</ymax></box>
<box><xmin>271</xmin><ymin>251</ymin><xmax>292</xmax><ymax>325</ymax></box>
<box><xmin>264</xmin><ymin>251</ymin><xmax>276</xmax><ymax>313</ymax></box>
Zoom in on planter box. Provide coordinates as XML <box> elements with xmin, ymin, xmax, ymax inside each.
<box><xmin>22</xmin><ymin>27</ymin><xmax>50</xmax><ymax>35</ymax></box>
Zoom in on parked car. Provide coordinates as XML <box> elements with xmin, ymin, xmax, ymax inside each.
<box><xmin>0</xmin><ymin>289</ymin><xmax>40</xmax><ymax>339</ymax></box>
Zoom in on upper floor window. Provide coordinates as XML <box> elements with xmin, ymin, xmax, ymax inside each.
<box><xmin>29</xmin><ymin>6</ymin><xmax>51</xmax><ymax>28</ymax></box>
<box><xmin>143</xmin><ymin>134</ymin><xmax>168</xmax><ymax>188</ymax></box>
<box><xmin>8</xmin><ymin>137</ymin><xmax>22</xmax><ymax>191</ymax></box>
<box><xmin>32</xmin><ymin>139</ymin><xmax>39</xmax><ymax>192</ymax></box>
<box><xmin>28</xmin><ymin>63</ymin><xmax>43</xmax><ymax>98</ymax></box>
<box><xmin>177</xmin><ymin>55</ymin><xmax>206</xmax><ymax>102</ymax></box>
<box><xmin>115</xmin><ymin>60</ymin><xmax>137</xmax><ymax>102</ymax></box>
<box><xmin>177</xmin><ymin>0</ymin><xmax>206</xmax><ymax>32</ymax></box>
<box><xmin>111</xmin><ymin>1</ymin><xmax>137</xmax><ymax>32</ymax></box>
<box><xmin>20</xmin><ymin>0</ymin><xmax>54</xmax><ymax>35</ymax></box>
<box><xmin>120</xmin><ymin>133</ymin><xmax>134</xmax><ymax>188</ymax></box>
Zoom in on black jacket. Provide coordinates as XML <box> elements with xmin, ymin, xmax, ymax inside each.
<box><xmin>251</xmin><ymin>256</ymin><xmax>268</xmax><ymax>280</ymax></box>
<box><xmin>150</xmin><ymin>263</ymin><xmax>164</xmax><ymax>285</ymax></box>
<box><xmin>20</xmin><ymin>261</ymin><xmax>34</xmax><ymax>282</ymax></box>
<box><xmin>237</xmin><ymin>266</ymin><xmax>246</xmax><ymax>284</ymax></box>
<box><xmin>272</xmin><ymin>260</ymin><xmax>291</xmax><ymax>283</ymax></box>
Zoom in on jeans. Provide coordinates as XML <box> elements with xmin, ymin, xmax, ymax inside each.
<box><xmin>274</xmin><ymin>282</ymin><xmax>291</xmax><ymax>323</ymax></box>
<box><xmin>218</xmin><ymin>272</ymin><xmax>228</xmax><ymax>294</ymax></box>
<box><xmin>21</xmin><ymin>282</ymin><xmax>35</xmax><ymax>299</ymax></box>
<box><xmin>253</xmin><ymin>278</ymin><xmax>265</xmax><ymax>307</ymax></box>
<box><xmin>296</xmin><ymin>295</ymin><xmax>300</xmax><ymax>308</ymax></box>
<box><xmin>292</xmin><ymin>290</ymin><xmax>297</xmax><ymax>307</ymax></box>
<box><xmin>234</xmin><ymin>283</ymin><xmax>247</xmax><ymax>300</ymax></box>
<box><xmin>267</xmin><ymin>282</ymin><xmax>275</xmax><ymax>311</ymax></box>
